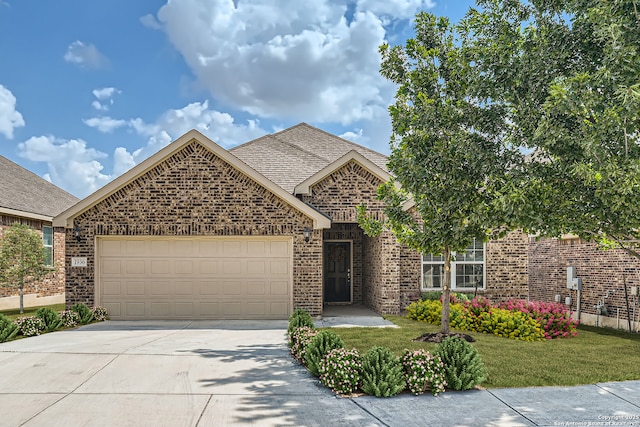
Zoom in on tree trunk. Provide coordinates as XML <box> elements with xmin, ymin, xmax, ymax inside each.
<box><xmin>441</xmin><ymin>245</ymin><xmax>451</xmax><ymax>334</ymax></box>
<box><xmin>19</xmin><ymin>282</ymin><xmax>24</xmax><ymax>314</ymax></box>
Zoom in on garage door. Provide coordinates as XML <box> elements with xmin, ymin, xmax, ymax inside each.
<box><xmin>97</xmin><ymin>237</ymin><xmax>292</xmax><ymax>320</ymax></box>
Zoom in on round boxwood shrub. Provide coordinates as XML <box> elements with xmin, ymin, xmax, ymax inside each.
<box><xmin>436</xmin><ymin>336</ymin><xmax>486</xmax><ymax>391</ymax></box>
<box><xmin>71</xmin><ymin>303</ymin><xmax>94</xmax><ymax>324</ymax></box>
<box><xmin>360</xmin><ymin>346</ymin><xmax>405</xmax><ymax>397</ymax></box>
<box><xmin>304</xmin><ymin>330</ymin><xmax>344</xmax><ymax>376</ymax></box>
<box><xmin>319</xmin><ymin>348</ymin><xmax>362</xmax><ymax>395</ymax></box>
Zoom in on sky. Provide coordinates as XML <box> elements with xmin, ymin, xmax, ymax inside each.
<box><xmin>0</xmin><ymin>0</ymin><xmax>475</xmax><ymax>198</ymax></box>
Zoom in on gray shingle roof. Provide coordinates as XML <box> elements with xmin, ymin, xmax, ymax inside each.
<box><xmin>0</xmin><ymin>155</ymin><xmax>79</xmax><ymax>218</ymax></box>
<box><xmin>230</xmin><ymin>123</ymin><xmax>389</xmax><ymax>193</ymax></box>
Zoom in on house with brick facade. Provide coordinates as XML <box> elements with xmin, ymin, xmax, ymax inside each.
<box><xmin>53</xmin><ymin>124</ymin><xmax>529</xmax><ymax>320</ymax></box>
<box><xmin>0</xmin><ymin>155</ymin><xmax>78</xmax><ymax>310</ymax></box>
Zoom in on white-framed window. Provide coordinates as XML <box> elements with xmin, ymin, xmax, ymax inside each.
<box><xmin>422</xmin><ymin>239</ymin><xmax>485</xmax><ymax>291</ymax></box>
<box><xmin>43</xmin><ymin>226</ymin><xmax>53</xmax><ymax>267</ymax></box>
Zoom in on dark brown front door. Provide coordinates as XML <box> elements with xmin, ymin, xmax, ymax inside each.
<box><xmin>324</xmin><ymin>242</ymin><xmax>351</xmax><ymax>303</ymax></box>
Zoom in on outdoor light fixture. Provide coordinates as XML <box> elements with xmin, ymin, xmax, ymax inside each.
<box><xmin>303</xmin><ymin>227</ymin><xmax>311</xmax><ymax>243</ymax></box>
<box><xmin>73</xmin><ymin>225</ymin><xmax>81</xmax><ymax>243</ymax></box>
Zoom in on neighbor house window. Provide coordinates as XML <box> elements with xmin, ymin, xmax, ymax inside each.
<box><xmin>43</xmin><ymin>226</ymin><xmax>53</xmax><ymax>267</ymax></box>
<box><xmin>422</xmin><ymin>239</ymin><xmax>485</xmax><ymax>291</ymax></box>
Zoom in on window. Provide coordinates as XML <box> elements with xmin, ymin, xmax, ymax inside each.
<box><xmin>43</xmin><ymin>226</ymin><xmax>53</xmax><ymax>267</ymax></box>
<box><xmin>422</xmin><ymin>239</ymin><xmax>485</xmax><ymax>291</ymax></box>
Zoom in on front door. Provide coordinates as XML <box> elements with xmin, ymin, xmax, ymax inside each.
<box><xmin>324</xmin><ymin>242</ymin><xmax>351</xmax><ymax>303</ymax></box>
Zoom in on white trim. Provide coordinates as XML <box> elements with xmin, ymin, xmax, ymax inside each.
<box><xmin>0</xmin><ymin>207</ymin><xmax>52</xmax><ymax>222</ymax></box>
<box><xmin>54</xmin><ymin>129</ymin><xmax>331</xmax><ymax>230</ymax></box>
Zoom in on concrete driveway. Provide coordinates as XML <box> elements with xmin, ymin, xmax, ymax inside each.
<box><xmin>1</xmin><ymin>321</ymin><xmax>639</xmax><ymax>427</ymax></box>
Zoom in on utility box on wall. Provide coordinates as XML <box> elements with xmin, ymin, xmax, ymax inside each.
<box><xmin>567</xmin><ymin>267</ymin><xmax>577</xmax><ymax>289</ymax></box>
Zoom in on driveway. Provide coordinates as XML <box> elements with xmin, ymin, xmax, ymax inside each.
<box><xmin>1</xmin><ymin>321</ymin><xmax>639</xmax><ymax>427</ymax></box>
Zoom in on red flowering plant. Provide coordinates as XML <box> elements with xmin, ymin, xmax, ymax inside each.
<box><xmin>499</xmin><ymin>299</ymin><xmax>578</xmax><ymax>339</ymax></box>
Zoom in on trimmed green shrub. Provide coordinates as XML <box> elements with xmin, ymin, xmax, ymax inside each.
<box><xmin>92</xmin><ymin>306</ymin><xmax>109</xmax><ymax>321</ymax></box>
<box><xmin>474</xmin><ymin>308</ymin><xmax>545</xmax><ymax>341</ymax></box>
<box><xmin>290</xmin><ymin>326</ymin><xmax>318</xmax><ymax>362</ymax></box>
<box><xmin>35</xmin><ymin>307</ymin><xmax>63</xmax><ymax>332</ymax></box>
<box><xmin>71</xmin><ymin>303</ymin><xmax>94</xmax><ymax>324</ymax></box>
<box><xmin>0</xmin><ymin>314</ymin><xmax>19</xmax><ymax>343</ymax></box>
<box><xmin>15</xmin><ymin>316</ymin><xmax>45</xmax><ymax>337</ymax></box>
<box><xmin>319</xmin><ymin>348</ymin><xmax>362</xmax><ymax>395</ymax></box>
<box><xmin>402</xmin><ymin>349</ymin><xmax>447</xmax><ymax>396</ymax></box>
<box><xmin>287</xmin><ymin>308</ymin><xmax>314</xmax><ymax>346</ymax></box>
<box><xmin>436</xmin><ymin>337</ymin><xmax>486</xmax><ymax>391</ymax></box>
<box><xmin>304</xmin><ymin>330</ymin><xmax>344</xmax><ymax>376</ymax></box>
<box><xmin>406</xmin><ymin>299</ymin><xmax>442</xmax><ymax>324</ymax></box>
<box><xmin>360</xmin><ymin>346</ymin><xmax>405</xmax><ymax>397</ymax></box>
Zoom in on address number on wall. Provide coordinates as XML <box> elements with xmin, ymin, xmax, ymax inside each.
<box><xmin>71</xmin><ymin>257</ymin><xmax>87</xmax><ymax>267</ymax></box>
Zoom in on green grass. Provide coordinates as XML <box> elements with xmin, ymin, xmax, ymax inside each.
<box><xmin>330</xmin><ymin>316</ymin><xmax>640</xmax><ymax>389</ymax></box>
<box><xmin>0</xmin><ymin>303</ymin><xmax>66</xmax><ymax>321</ymax></box>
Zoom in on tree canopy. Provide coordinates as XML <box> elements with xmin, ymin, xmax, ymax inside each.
<box><xmin>0</xmin><ymin>223</ymin><xmax>52</xmax><ymax>314</ymax></box>
<box><xmin>357</xmin><ymin>12</ymin><xmax>520</xmax><ymax>333</ymax></box>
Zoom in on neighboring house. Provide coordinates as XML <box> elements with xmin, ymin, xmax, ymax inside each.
<box><xmin>53</xmin><ymin>124</ymin><xmax>528</xmax><ymax>320</ymax></box>
<box><xmin>0</xmin><ymin>155</ymin><xmax>79</xmax><ymax>310</ymax></box>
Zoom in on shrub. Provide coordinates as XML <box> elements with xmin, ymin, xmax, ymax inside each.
<box><xmin>304</xmin><ymin>330</ymin><xmax>344</xmax><ymax>377</ymax></box>
<box><xmin>71</xmin><ymin>303</ymin><xmax>94</xmax><ymax>324</ymax></box>
<box><xmin>35</xmin><ymin>307</ymin><xmax>63</xmax><ymax>332</ymax></box>
<box><xmin>360</xmin><ymin>346</ymin><xmax>406</xmax><ymax>397</ymax></box>
<box><xmin>287</xmin><ymin>309</ymin><xmax>314</xmax><ymax>346</ymax></box>
<box><xmin>499</xmin><ymin>299</ymin><xmax>579</xmax><ymax>339</ymax></box>
<box><xmin>0</xmin><ymin>314</ymin><xmax>19</xmax><ymax>343</ymax></box>
<box><xmin>15</xmin><ymin>316</ymin><xmax>45</xmax><ymax>337</ymax></box>
<box><xmin>475</xmin><ymin>308</ymin><xmax>545</xmax><ymax>341</ymax></box>
<box><xmin>290</xmin><ymin>326</ymin><xmax>318</xmax><ymax>362</ymax></box>
<box><xmin>406</xmin><ymin>299</ymin><xmax>442</xmax><ymax>324</ymax></box>
<box><xmin>60</xmin><ymin>310</ymin><xmax>80</xmax><ymax>327</ymax></box>
<box><xmin>92</xmin><ymin>306</ymin><xmax>109</xmax><ymax>322</ymax></box>
<box><xmin>436</xmin><ymin>337</ymin><xmax>486</xmax><ymax>391</ymax></box>
<box><xmin>402</xmin><ymin>349</ymin><xmax>447</xmax><ymax>396</ymax></box>
<box><xmin>319</xmin><ymin>348</ymin><xmax>362</xmax><ymax>395</ymax></box>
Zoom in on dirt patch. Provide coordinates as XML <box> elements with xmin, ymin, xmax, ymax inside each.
<box><xmin>413</xmin><ymin>332</ymin><xmax>475</xmax><ymax>343</ymax></box>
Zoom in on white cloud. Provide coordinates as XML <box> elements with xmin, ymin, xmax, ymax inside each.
<box><xmin>113</xmin><ymin>100</ymin><xmax>269</xmax><ymax>176</ymax></box>
<box><xmin>93</xmin><ymin>87</ymin><xmax>118</xmax><ymax>100</ymax></box>
<box><xmin>0</xmin><ymin>84</ymin><xmax>25</xmax><ymax>139</ymax></box>
<box><xmin>18</xmin><ymin>135</ymin><xmax>111</xmax><ymax>197</ymax></box>
<box><xmin>91</xmin><ymin>100</ymin><xmax>108</xmax><ymax>111</ymax></box>
<box><xmin>140</xmin><ymin>13</ymin><xmax>162</xmax><ymax>30</ymax></box>
<box><xmin>64</xmin><ymin>41</ymin><xmax>108</xmax><ymax>69</ymax></box>
<box><xmin>152</xmin><ymin>0</ymin><xmax>428</xmax><ymax>125</ymax></box>
<box><xmin>83</xmin><ymin>116</ymin><xmax>127</xmax><ymax>133</ymax></box>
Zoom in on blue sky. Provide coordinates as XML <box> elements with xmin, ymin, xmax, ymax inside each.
<box><xmin>0</xmin><ymin>0</ymin><xmax>475</xmax><ymax>198</ymax></box>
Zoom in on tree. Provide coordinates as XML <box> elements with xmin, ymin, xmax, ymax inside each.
<box><xmin>0</xmin><ymin>223</ymin><xmax>53</xmax><ymax>314</ymax></box>
<box><xmin>461</xmin><ymin>0</ymin><xmax>640</xmax><ymax>257</ymax></box>
<box><xmin>357</xmin><ymin>12</ymin><xmax>519</xmax><ymax>334</ymax></box>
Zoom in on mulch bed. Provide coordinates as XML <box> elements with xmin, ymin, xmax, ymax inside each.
<box><xmin>413</xmin><ymin>332</ymin><xmax>476</xmax><ymax>343</ymax></box>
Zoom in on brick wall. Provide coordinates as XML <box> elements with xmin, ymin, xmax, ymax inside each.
<box><xmin>363</xmin><ymin>231</ymin><xmax>402</xmax><ymax>314</ymax></box>
<box><xmin>529</xmin><ymin>237</ymin><xmax>640</xmax><ymax>324</ymax></box>
<box><xmin>0</xmin><ymin>215</ymin><xmax>66</xmax><ymax>299</ymax></box>
<box><xmin>482</xmin><ymin>231</ymin><xmax>530</xmax><ymax>302</ymax></box>
<box><xmin>64</xmin><ymin>142</ymin><xmax>324</xmax><ymax>315</ymax></box>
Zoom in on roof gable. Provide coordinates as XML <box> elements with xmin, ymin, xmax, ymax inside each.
<box><xmin>231</xmin><ymin>123</ymin><xmax>389</xmax><ymax>193</ymax></box>
<box><xmin>0</xmin><ymin>155</ymin><xmax>79</xmax><ymax>220</ymax></box>
<box><xmin>53</xmin><ymin>130</ymin><xmax>330</xmax><ymax>229</ymax></box>
<box><xmin>294</xmin><ymin>150</ymin><xmax>391</xmax><ymax>195</ymax></box>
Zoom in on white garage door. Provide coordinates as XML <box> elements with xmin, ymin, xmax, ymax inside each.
<box><xmin>97</xmin><ymin>237</ymin><xmax>292</xmax><ymax>320</ymax></box>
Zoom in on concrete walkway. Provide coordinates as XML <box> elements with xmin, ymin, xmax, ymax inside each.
<box><xmin>0</xmin><ymin>320</ymin><xmax>638</xmax><ymax>426</ymax></box>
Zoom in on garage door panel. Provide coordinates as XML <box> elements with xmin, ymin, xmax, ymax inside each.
<box><xmin>98</xmin><ymin>237</ymin><xmax>292</xmax><ymax>320</ymax></box>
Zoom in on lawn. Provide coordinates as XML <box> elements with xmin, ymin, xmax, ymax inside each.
<box><xmin>0</xmin><ymin>303</ymin><xmax>66</xmax><ymax>321</ymax></box>
<box><xmin>330</xmin><ymin>315</ymin><xmax>640</xmax><ymax>389</ymax></box>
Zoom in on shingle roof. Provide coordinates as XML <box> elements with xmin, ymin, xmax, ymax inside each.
<box><xmin>0</xmin><ymin>155</ymin><xmax>79</xmax><ymax>219</ymax></box>
<box><xmin>230</xmin><ymin>123</ymin><xmax>389</xmax><ymax>193</ymax></box>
